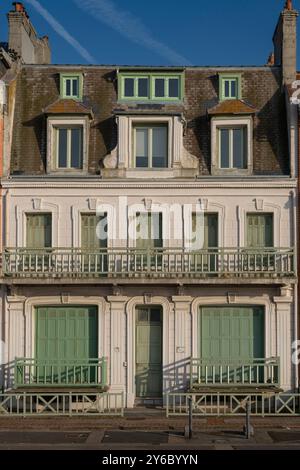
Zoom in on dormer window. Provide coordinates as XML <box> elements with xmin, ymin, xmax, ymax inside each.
<box><xmin>118</xmin><ymin>72</ymin><xmax>184</xmax><ymax>102</ymax></box>
<box><xmin>219</xmin><ymin>74</ymin><xmax>241</xmax><ymax>101</ymax></box>
<box><xmin>60</xmin><ymin>73</ymin><xmax>83</xmax><ymax>100</ymax></box>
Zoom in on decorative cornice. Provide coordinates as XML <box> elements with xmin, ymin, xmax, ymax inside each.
<box><xmin>1</xmin><ymin>179</ymin><xmax>297</xmax><ymax>190</ymax></box>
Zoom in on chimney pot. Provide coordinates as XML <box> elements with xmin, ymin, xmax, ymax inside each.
<box><xmin>285</xmin><ymin>0</ymin><xmax>293</xmax><ymax>10</ymax></box>
<box><xmin>13</xmin><ymin>2</ymin><xmax>25</xmax><ymax>13</ymax></box>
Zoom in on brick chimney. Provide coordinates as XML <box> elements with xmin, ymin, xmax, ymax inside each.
<box><xmin>7</xmin><ymin>2</ymin><xmax>51</xmax><ymax>64</ymax></box>
<box><xmin>273</xmin><ymin>0</ymin><xmax>298</xmax><ymax>85</ymax></box>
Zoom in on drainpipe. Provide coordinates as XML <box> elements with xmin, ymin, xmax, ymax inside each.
<box><xmin>0</xmin><ymin>80</ymin><xmax>5</xmax><ymax>390</ymax></box>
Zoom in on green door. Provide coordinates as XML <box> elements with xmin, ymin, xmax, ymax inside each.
<box><xmin>36</xmin><ymin>306</ymin><xmax>98</xmax><ymax>384</ymax></box>
<box><xmin>81</xmin><ymin>214</ymin><xmax>107</xmax><ymax>273</ymax></box>
<box><xmin>136</xmin><ymin>307</ymin><xmax>162</xmax><ymax>398</ymax></box>
<box><xmin>200</xmin><ymin>306</ymin><xmax>264</xmax><ymax>382</ymax></box>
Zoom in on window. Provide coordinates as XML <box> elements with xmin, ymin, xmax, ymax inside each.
<box><xmin>81</xmin><ymin>214</ymin><xmax>108</xmax><ymax>249</ymax></box>
<box><xmin>219</xmin><ymin>74</ymin><xmax>241</xmax><ymax>100</ymax></box>
<box><xmin>60</xmin><ymin>74</ymin><xmax>83</xmax><ymax>100</ymax></box>
<box><xmin>119</xmin><ymin>73</ymin><xmax>183</xmax><ymax>101</ymax></box>
<box><xmin>133</xmin><ymin>124</ymin><xmax>168</xmax><ymax>168</ymax></box>
<box><xmin>219</xmin><ymin>126</ymin><xmax>247</xmax><ymax>169</ymax></box>
<box><xmin>55</xmin><ymin>126</ymin><xmax>83</xmax><ymax>169</ymax></box>
<box><xmin>247</xmin><ymin>214</ymin><xmax>274</xmax><ymax>248</ymax></box>
<box><xmin>26</xmin><ymin>214</ymin><xmax>52</xmax><ymax>248</ymax></box>
<box><xmin>211</xmin><ymin>117</ymin><xmax>252</xmax><ymax>175</ymax></box>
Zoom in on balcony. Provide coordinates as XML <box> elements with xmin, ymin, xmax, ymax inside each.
<box><xmin>14</xmin><ymin>357</ymin><xmax>108</xmax><ymax>390</ymax></box>
<box><xmin>2</xmin><ymin>247</ymin><xmax>295</xmax><ymax>284</ymax></box>
<box><xmin>190</xmin><ymin>357</ymin><xmax>281</xmax><ymax>390</ymax></box>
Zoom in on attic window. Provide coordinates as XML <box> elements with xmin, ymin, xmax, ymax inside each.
<box><xmin>60</xmin><ymin>74</ymin><xmax>83</xmax><ymax>100</ymax></box>
<box><xmin>118</xmin><ymin>72</ymin><xmax>184</xmax><ymax>101</ymax></box>
<box><xmin>219</xmin><ymin>74</ymin><xmax>241</xmax><ymax>101</ymax></box>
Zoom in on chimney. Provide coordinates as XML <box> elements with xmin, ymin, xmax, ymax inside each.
<box><xmin>7</xmin><ymin>2</ymin><xmax>51</xmax><ymax>64</ymax></box>
<box><xmin>273</xmin><ymin>1</ymin><xmax>298</xmax><ymax>85</ymax></box>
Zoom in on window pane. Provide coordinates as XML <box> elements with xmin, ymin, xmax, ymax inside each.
<box><xmin>169</xmin><ymin>78</ymin><xmax>179</xmax><ymax>98</ymax></box>
<box><xmin>231</xmin><ymin>80</ymin><xmax>237</xmax><ymax>98</ymax></box>
<box><xmin>220</xmin><ymin>129</ymin><xmax>230</xmax><ymax>168</ymax></box>
<box><xmin>138</xmin><ymin>78</ymin><xmax>148</xmax><ymax>97</ymax></box>
<box><xmin>155</xmin><ymin>78</ymin><xmax>165</xmax><ymax>97</ymax></box>
<box><xmin>72</xmin><ymin>78</ymin><xmax>79</xmax><ymax>97</ymax></box>
<box><xmin>65</xmin><ymin>79</ymin><xmax>71</xmax><ymax>97</ymax></box>
<box><xmin>233</xmin><ymin>128</ymin><xmax>247</xmax><ymax>169</ymax></box>
<box><xmin>152</xmin><ymin>127</ymin><xmax>168</xmax><ymax>168</ymax></box>
<box><xmin>135</xmin><ymin>128</ymin><xmax>148</xmax><ymax>167</ymax></box>
<box><xmin>71</xmin><ymin>128</ymin><xmax>83</xmax><ymax>168</ymax></box>
<box><xmin>124</xmin><ymin>78</ymin><xmax>134</xmax><ymax>97</ymax></box>
<box><xmin>224</xmin><ymin>80</ymin><xmax>230</xmax><ymax>98</ymax></box>
<box><xmin>58</xmin><ymin>128</ymin><xmax>68</xmax><ymax>168</ymax></box>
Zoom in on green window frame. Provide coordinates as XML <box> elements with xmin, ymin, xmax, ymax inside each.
<box><xmin>54</xmin><ymin>125</ymin><xmax>83</xmax><ymax>170</ymax></box>
<box><xmin>219</xmin><ymin>74</ymin><xmax>241</xmax><ymax>101</ymax></box>
<box><xmin>118</xmin><ymin>72</ymin><xmax>184</xmax><ymax>101</ymax></box>
<box><xmin>60</xmin><ymin>73</ymin><xmax>83</xmax><ymax>100</ymax></box>
<box><xmin>218</xmin><ymin>126</ymin><xmax>247</xmax><ymax>169</ymax></box>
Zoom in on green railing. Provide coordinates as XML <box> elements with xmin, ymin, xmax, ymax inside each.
<box><xmin>190</xmin><ymin>357</ymin><xmax>280</xmax><ymax>389</ymax></box>
<box><xmin>166</xmin><ymin>393</ymin><xmax>300</xmax><ymax>417</ymax></box>
<box><xmin>3</xmin><ymin>247</ymin><xmax>296</xmax><ymax>278</ymax></box>
<box><xmin>0</xmin><ymin>392</ymin><xmax>124</xmax><ymax>417</ymax></box>
<box><xmin>14</xmin><ymin>357</ymin><xmax>108</xmax><ymax>388</ymax></box>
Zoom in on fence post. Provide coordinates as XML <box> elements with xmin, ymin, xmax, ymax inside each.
<box><xmin>244</xmin><ymin>399</ymin><xmax>254</xmax><ymax>439</ymax></box>
<box><xmin>185</xmin><ymin>396</ymin><xmax>193</xmax><ymax>439</ymax></box>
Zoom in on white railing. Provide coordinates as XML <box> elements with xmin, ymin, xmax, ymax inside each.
<box><xmin>3</xmin><ymin>247</ymin><xmax>296</xmax><ymax>279</ymax></box>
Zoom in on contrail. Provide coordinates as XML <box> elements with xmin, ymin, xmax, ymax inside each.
<box><xmin>73</xmin><ymin>0</ymin><xmax>191</xmax><ymax>65</ymax></box>
<box><xmin>26</xmin><ymin>0</ymin><xmax>97</xmax><ymax>63</ymax></box>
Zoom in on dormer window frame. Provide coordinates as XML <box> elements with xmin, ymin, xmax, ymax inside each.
<box><xmin>47</xmin><ymin>116</ymin><xmax>89</xmax><ymax>175</ymax></box>
<box><xmin>211</xmin><ymin>115</ymin><xmax>253</xmax><ymax>176</ymax></box>
<box><xmin>60</xmin><ymin>73</ymin><xmax>83</xmax><ymax>101</ymax></box>
<box><xmin>118</xmin><ymin>72</ymin><xmax>184</xmax><ymax>102</ymax></box>
<box><xmin>219</xmin><ymin>73</ymin><xmax>242</xmax><ymax>101</ymax></box>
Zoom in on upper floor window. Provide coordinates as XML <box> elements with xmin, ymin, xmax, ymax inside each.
<box><xmin>211</xmin><ymin>117</ymin><xmax>253</xmax><ymax>176</ymax></box>
<box><xmin>55</xmin><ymin>125</ymin><xmax>83</xmax><ymax>170</ymax></box>
<box><xmin>60</xmin><ymin>74</ymin><xmax>83</xmax><ymax>100</ymax></box>
<box><xmin>219</xmin><ymin>74</ymin><xmax>241</xmax><ymax>101</ymax></box>
<box><xmin>219</xmin><ymin>126</ymin><xmax>247</xmax><ymax>169</ymax></box>
<box><xmin>133</xmin><ymin>124</ymin><xmax>168</xmax><ymax>168</ymax></box>
<box><xmin>47</xmin><ymin>117</ymin><xmax>89</xmax><ymax>174</ymax></box>
<box><xmin>26</xmin><ymin>213</ymin><xmax>52</xmax><ymax>248</ymax></box>
<box><xmin>118</xmin><ymin>72</ymin><xmax>184</xmax><ymax>101</ymax></box>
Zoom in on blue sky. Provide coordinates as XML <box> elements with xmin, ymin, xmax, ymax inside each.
<box><xmin>0</xmin><ymin>0</ymin><xmax>299</xmax><ymax>66</ymax></box>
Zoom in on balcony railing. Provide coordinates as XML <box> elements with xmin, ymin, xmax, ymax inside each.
<box><xmin>190</xmin><ymin>357</ymin><xmax>280</xmax><ymax>389</ymax></box>
<box><xmin>14</xmin><ymin>358</ymin><xmax>108</xmax><ymax>389</ymax></box>
<box><xmin>3</xmin><ymin>247</ymin><xmax>295</xmax><ymax>279</ymax></box>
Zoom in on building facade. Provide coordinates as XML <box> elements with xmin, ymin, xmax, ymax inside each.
<box><xmin>0</xmin><ymin>2</ymin><xmax>298</xmax><ymax>408</ymax></box>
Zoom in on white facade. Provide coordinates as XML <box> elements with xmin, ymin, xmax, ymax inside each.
<box><xmin>1</xmin><ymin>178</ymin><xmax>297</xmax><ymax>405</ymax></box>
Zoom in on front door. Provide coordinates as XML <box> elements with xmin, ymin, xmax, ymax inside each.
<box><xmin>135</xmin><ymin>307</ymin><xmax>162</xmax><ymax>398</ymax></box>
<box><xmin>36</xmin><ymin>306</ymin><xmax>98</xmax><ymax>384</ymax></box>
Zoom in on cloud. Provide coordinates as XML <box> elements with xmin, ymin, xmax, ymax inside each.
<box><xmin>72</xmin><ymin>0</ymin><xmax>191</xmax><ymax>65</ymax></box>
<box><xmin>26</xmin><ymin>0</ymin><xmax>97</xmax><ymax>63</ymax></box>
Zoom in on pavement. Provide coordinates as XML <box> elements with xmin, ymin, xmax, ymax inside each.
<box><xmin>1</xmin><ymin>410</ymin><xmax>300</xmax><ymax>449</ymax></box>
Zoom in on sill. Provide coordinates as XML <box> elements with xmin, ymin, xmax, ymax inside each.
<box><xmin>117</xmin><ymin>99</ymin><xmax>183</xmax><ymax>105</ymax></box>
<box><xmin>211</xmin><ymin>168</ymin><xmax>252</xmax><ymax>177</ymax></box>
<box><xmin>101</xmin><ymin>167</ymin><xmax>198</xmax><ymax>179</ymax></box>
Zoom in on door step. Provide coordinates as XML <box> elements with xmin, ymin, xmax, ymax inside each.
<box><xmin>135</xmin><ymin>398</ymin><xmax>163</xmax><ymax>407</ymax></box>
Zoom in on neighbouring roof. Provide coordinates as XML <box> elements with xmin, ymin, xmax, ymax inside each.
<box><xmin>43</xmin><ymin>98</ymin><xmax>93</xmax><ymax>116</ymax></box>
<box><xmin>208</xmin><ymin>99</ymin><xmax>257</xmax><ymax>115</ymax></box>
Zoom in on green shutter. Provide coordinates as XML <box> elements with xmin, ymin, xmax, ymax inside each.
<box><xmin>199</xmin><ymin>306</ymin><xmax>264</xmax><ymax>361</ymax></box>
<box><xmin>247</xmin><ymin>214</ymin><xmax>274</xmax><ymax>248</ymax></box>
<box><xmin>81</xmin><ymin>214</ymin><xmax>107</xmax><ymax>249</ymax></box>
<box><xmin>26</xmin><ymin>214</ymin><xmax>52</xmax><ymax>248</ymax></box>
<box><xmin>136</xmin><ymin>213</ymin><xmax>162</xmax><ymax>249</ymax></box>
<box><xmin>135</xmin><ymin>307</ymin><xmax>162</xmax><ymax>398</ymax></box>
